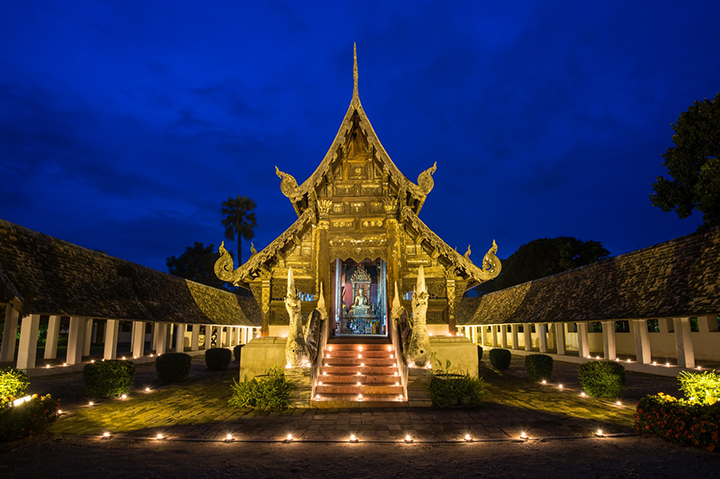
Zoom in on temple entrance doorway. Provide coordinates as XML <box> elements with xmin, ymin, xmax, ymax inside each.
<box><xmin>332</xmin><ymin>258</ymin><xmax>387</xmax><ymax>336</ymax></box>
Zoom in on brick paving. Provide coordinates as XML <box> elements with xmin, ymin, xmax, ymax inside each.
<box><xmin>34</xmin><ymin>355</ymin><xmax>653</xmax><ymax>444</ymax></box>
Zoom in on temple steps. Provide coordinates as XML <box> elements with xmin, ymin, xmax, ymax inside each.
<box><xmin>312</xmin><ymin>338</ymin><xmax>407</xmax><ymax>408</ymax></box>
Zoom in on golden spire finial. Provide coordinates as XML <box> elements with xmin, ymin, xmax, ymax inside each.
<box><xmin>353</xmin><ymin>42</ymin><xmax>358</xmax><ymax>98</ymax></box>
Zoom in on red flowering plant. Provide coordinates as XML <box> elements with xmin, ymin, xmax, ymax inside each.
<box><xmin>636</xmin><ymin>370</ymin><xmax>720</xmax><ymax>453</ymax></box>
<box><xmin>0</xmin><ymin>394</ymin><xmax>60</xmax><ymax>442</ymax></box>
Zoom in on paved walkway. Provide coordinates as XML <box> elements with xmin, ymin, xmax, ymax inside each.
<box><xmin>34</xmin><ymin>355</ymin><xmax>653</xmax><ymax>443</ymax></box>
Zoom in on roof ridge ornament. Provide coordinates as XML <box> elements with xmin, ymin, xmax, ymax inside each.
<box><xmin>417</xmin><ymin>162</ymin><xmax>437</xmax><ymax>194</ymax></box>
<box><xmin>353</xmin><ymin>42</ymin><xmax>359</xmax><ymax>99</ymax></box>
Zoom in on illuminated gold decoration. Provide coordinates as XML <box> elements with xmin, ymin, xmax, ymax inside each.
<box><xmin>284</xmin><ymin>267</ymin><xmax>309</xmax><ymax>367</ymax></box>
<box><xmin>317</xmin><ymin>199</ymin><xmax>333</xmax><ymax>215</ymax></box>
<box><xmin>417</xmin><ymin>162</ymin><xmax>437</xmax><ymax>195</ymax></box>
<box><xmin>275</xmin><ymin>166</ymin><xmax>299</xmax><ymax>198</ymax></box>
<box><xmin>406</xmin><ymin>265</ymin><xmax>431</xmax><ymax>367</ymax></box>
<box><xmin>353</xmin><ymin>42</ymin><xmax>359</xmax><ymax>99</ymax></box>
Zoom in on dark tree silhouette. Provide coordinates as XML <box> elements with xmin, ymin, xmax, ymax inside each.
<box><xmin>166</xmin><ymin>242</ymin><xmax>234</xmax><ymax>291</ymax></box>
<box><xmin>650</xmin><ymin>92</ymin><xmax>720</xmax><ymax>230</ymax></box>
<box><xmin>476</xmin><ymin>237</ymin><xmax>610</xmax><ymax>294</ymax></box>
<box><xmin>221</xmin><ymin>195</ymin><xmax>257</xmax><ymax>266</ymax></box>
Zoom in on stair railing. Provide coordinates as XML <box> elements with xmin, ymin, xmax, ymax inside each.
<box><xmin>389</xmin><ymin>313</ymin><xmax>409</xmax><ymax>399</ymax></box>
<box><xmin>311</xmin><ymin>314</ymin><xmax>331</xmax><ymax>398</ymax></box>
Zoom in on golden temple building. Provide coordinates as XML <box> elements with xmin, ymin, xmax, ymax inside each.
<box><xmin>215</xmin><ymin>45</ymin><xmax>501</xmax><ymax>340</ymax></box>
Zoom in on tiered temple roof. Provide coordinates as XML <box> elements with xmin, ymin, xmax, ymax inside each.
<box><xmin>457</xmin><ymin>227</ymin><xmax>720</xmax><ymax>325</ymax></box>
<box><xmin>0</xmin><ymin>219</ymin><xmax>260</xmax><ymax>326</ymax></box>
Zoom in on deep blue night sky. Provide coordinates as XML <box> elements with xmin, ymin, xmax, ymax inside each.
<box><xmin>1</xmin><ymin>1</ymin><xmax>718</xmax><ymax>273</ymax></box>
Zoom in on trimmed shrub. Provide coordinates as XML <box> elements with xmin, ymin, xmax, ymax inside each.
<box><xmin>636</xmin><ymin>393</ymin><xmax>720</xmax><ymax>452</ymax></box>
<box><xmin>0</xmin><ymin>367</ymin><xmax>30</xmax><ymax>407</ymax></box>
<box><xmin>0</xmin><ymin>394</ymin><xmax>60</xmax><ymax>442</ymax></box>
<box><xmin>233</xmin><ymin>344</ymin><xmax>244</xmax><ymax>362</ymax></box>
<box><xmin>525</xmin><ymin>354</ymin><xmax>553</xmax><ymax>381</ymax></box>
<box><xmin>229</xmin><ymin>367</ymin><xmax>295</xmax><ymax>411</ymax></box>
<box><xmin>477</xmin><ymin>346</ymin><xmax>483</xmax><ymax>363</ymax></box>
<box><xmin>678</xmin><ymin>370</ymin><xmax>720</xmax><ymax>405</ymax></box>
<box><xmin>429</xmin><ymin>373</ymin><xmax>485</xmax><ymax>408</ymax></box>
<box><xmin>579</xmin><ymin>360</ymin><xmax>626</xmax><ymax>398</ymax></box>
<box><xmin>205</xmin><ymin>348</ymin><xmax>232</xmax><ymax>370</ymax></box>
<box><xmin>83</xmin><ymin>360</ymin><xmax>136</xmax><ymax>399</ymax></box>
<box><xmin>489</xmin><ymin>348</ymin><xmax>511</xmax><ymax>370</ymax></box>
<box><xmin>156</xmin><ymin>353</ymin><xmax>192</xmax><ymax>383</ymax></box>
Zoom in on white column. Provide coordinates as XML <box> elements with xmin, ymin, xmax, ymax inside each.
<box><xmin>698</xmin><ymin>315</ymin><xmax>719</xmax><ymax>332</ymax></box>
<box><xmin>480</xmin><ymin>326</ymin><xmax>486</xmax><ymax>346</ymax></box>
<box><xmin>523</xmin><ymin>325</ymin><xmax>532</xmax><ymax>351</ymax></box>
<box><xmin>602</xmin><ymin>320</ymin><xmax>617</xmax><ymax>360</ymax></box>
<box><xmin>66</xmin><ymin>316</ymin><xmax>87</xmax><ymax>365</ymax></box>
<box><xmin>510</xmin><ymin>325</ymin><xmax>519</xmax><ymax>350</ymax></box>
<box><xmin>16</xmin><ymin>314</ymin><xmax>41</xmax><ymax>371</ymax></box>
<box><xmin>673</xmin><ymin>317</ymin><xmax>695</xmax><ymax>368</ymax></box>
<box><xmin>104</xmin><ymin>319</ymin><xmax>120</xmax><ymax>360</ymax></box>
<box><xmin>190</xmin><ymin>325</ymin><xmax>200</xmax><ymax>351</ymax></box>
<box><xmin>489</xmin><ymin>325</ymin><xmax>497</xmax><ymax>347</ymax></box>
<box><xmin>1</xmin><ymin>304</ymin><xmax>20</xmax><ymax>363</ymax></box>
<box><xmin>166</xmin><ymin>324</ymin><xmax>174</xmax><ymax>350</ymax></box>
<box><xmin>632</xmin><ymin>319</ymin><xmax>652</xmax><ymax>364</ymax></box>
<box><xmin>175</xmin><ymin>324</ymin><xmax>186</xmax><ymax>352</ymax></box>
<box><xmin>152</xmin><ymin>322</ymin><xmax>159</xmax><ymax>350</ymax></box>
<box><xmin>555</xmin><ymin>323</ymin><xmax>566</xmax><ymax>355</ymax></box>
<box><xmin>500</xmin><ymin>325</ymin><xmax>509</xmax><ymax>348</ymax></box>
<box><xmin>577</xmin><ymin>322</ymin><xmax>590</xmax><ymax>358</ymax></box>
<box><xmin>44</xmin><ymin>315</ymin><xmax>61</xmax><ymax>360</ymax></box>
<box><xmin>132</xmin><ymin>321</ymin><xmax>146</xmax><ymax>358</ymax></box>
<box><xmin>537</xmin><ymin>323</ymin><xmax>548</xmax><ymax>353</ymax></box>
<box><xmin>155</xmin><ymin>323</ymin><xmax>169</xmax><ymax>355</ymax></box>
<box><xmin>206</xmin><ymin>325</ymin><xmax>215</xmax><ymax>349</ymax></box>
<box><xmin>83</xmin><ymin>319</ymin><xmax>94</xmax><ymax>356</ymax></box>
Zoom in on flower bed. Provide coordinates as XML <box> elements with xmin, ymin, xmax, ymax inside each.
<box><xmin>0</xmin><ymin>394</ymin><xmax>60</xmax><ymax>442</ymax></box>
<box><xmin>636</xmin><ymin>393</ymin><xmax>720</xmax><ymax>452</ymax></box>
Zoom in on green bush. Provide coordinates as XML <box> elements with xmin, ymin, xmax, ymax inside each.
<box><xmin>233</xmin><ymin>344</ymin><xmax>244</xmax><ymax>362</ymax></box>
<box><xmin>430</xmin><ymin>373</ymin><xmax>485</xmax><ymax>408</ymax></box>
<box><xmin>489</xmin><ymin>348</ymin><xmax>511</xmax><ymax>370</ymax></box>
<box><xmin>525</xmin><ymin>354</ymin><xmax>553</xmax><ymax>381</ymax></box>
<box><xmin>229</xmin><ymin>367</ymin><xmax>295</xmax><ymax>411</ymax></box>
<box><xmin>678</xmin><ymin>370</ymin><xmax>720</xmax><ymax>405</ymax></box>
<box><xmin>0</xmin><ymin>368</ymin><xmax>30</xmax><ymax>407</ymax></box>
<box><xmin>0</xmin><ymin>394</ymin><xmax>60</xmax><ymax>442</ymax></box>
<box><xmin>83</xmin><ymin>360</ymin><xmax>136</xmax><ymax>399</ymax></box>
<box><xmin>155</xmin><ymin>353</ymin><xmax>192</xmax><ymax>383</ymax></box>
<box><xmin>579</xmin><ymin>360</ymin><xmax>626</xmax><ymax>398</ymax></box>
<box><xmin>205</xmin><ymin>348</ymin><xmax>232</xmax><ymax>370</ymax></box>
<box><xmin>477</xmin><ymin>345</ymin><xmax>483</xmax><ymax>363</ymax></box>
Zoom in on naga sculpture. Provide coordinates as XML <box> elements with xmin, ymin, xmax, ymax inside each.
<box><xmin>405</xmin><ymin>265</ymin><xmax>432</xmax><ymax>367</ymax></box>
<box><xmin>214</xmin><ymin>241</ymin><xmax>237</xmax><ymax>284</ymax></box>
<box><xmin>416</xmin><ymin>162</ymin><xmax>437</xmax><ymax>195</ymax></box>
<box><xmin>284</xmin><ymin>267</ymin><xmax>309</xmax><ymax>368</ymax></box>
<box><xmin>275</xmin><ymin>166</ymin><xmax>299</xmax><ymax>199</ymax></box>
<box><xmin>481</xmin><ymin>240</ymin><xmax>501</xmax><ymax>276</ymax></box>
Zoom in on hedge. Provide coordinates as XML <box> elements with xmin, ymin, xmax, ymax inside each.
<box><xmin>156</xmin><ymin>353</ymin><xmax>192</xmax><ymax>383</ymax></box>
<box><xmin>579</xmin><ymin>360</ymin><xmax>626</xmax><ymax>398</ymax></box>
<box><xmin>83</xmin><ymin>360</ymin><xmax>136</xmax><ymax>399</ymax></box>
<box><xmin>525</xmin><ymin>354</ymin><xmax>553</xmax><ymax>381</ymax></box>
<box><xmin>205</xmin><ymin>348</ymin><xmax>232</xmax><ymax>370</ymax></box>
<box><xmin>489</xmin><ymin>348</ymin><xmax>511</xmax><ymax>370</ymax></box>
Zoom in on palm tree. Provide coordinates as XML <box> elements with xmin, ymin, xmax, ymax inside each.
<box><xmin>221</xmin><ymin>195</ymin><xmax>257</xmax><ymax>266</ymax></box>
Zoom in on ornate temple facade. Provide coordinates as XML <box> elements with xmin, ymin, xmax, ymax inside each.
<box><xmin>216</xmin><ymin>47</ymin><xmax>501</xmax><ymax>339</ymax></box>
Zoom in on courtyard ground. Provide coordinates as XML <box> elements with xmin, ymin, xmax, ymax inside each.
<box><xmin>1</xmin><ymin>354</ymin><xmax>717</xmax><ymax>478</ymax></box>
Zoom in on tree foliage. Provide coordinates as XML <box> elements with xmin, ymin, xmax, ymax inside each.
<box><xmin>650</xmin><ymin>92</ymin><xmax>720</xmax><ymax>229</ymax></box>
<box><xmin>166</xmin><ymin>242</ymin><xmax>233</xmax><ymax>290</ymax></box>
<box><xmin>477</xmin><ymin>236</ymin><xmax>610</xmax><ymax>293</ymax></box>
<box><xmin>221</xmin><ymin>195</ymin><xmax>257</xmax><ymax>266</ymax></box>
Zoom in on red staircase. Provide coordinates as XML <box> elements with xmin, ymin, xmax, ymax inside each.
<box><xmin>312</xmin><ymin>339</ymin><xmax>407</xmax><ymax>408</ymax></box>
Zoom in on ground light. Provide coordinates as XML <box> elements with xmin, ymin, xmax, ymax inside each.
<box><xmin>285</xmin><ymin>434</ymin><xmax>293</xmax><ymax>442</ymax></box>
<box><xmin>520</xmin><ymin>431</ymin><xmax>528</xmax><ymax>440</ymax></box>
<box><xmin>464</xmin><ymin>434</ymin><xmax>472</xmax><ymax>442</ymax></box>
<box><xmin>120</xmin><ymin>394</ymin><xmax>127</xmax><ymax>400</ymax></box>
<box><xmin>225</xmin><ymin>434</ymin><xmax>233</xmax><ymax>442</ymax></box>
<box><xmin>595</xmin><ymin>429</ymin><xmax>604</xmax><ymax>437</ymax></box>
<box><xmin>404</xmin><ymin>435</ymin><xmax>413</xmax><ymax>443</ymax></box>
<box><xmin>616</xmin><ymin>401</ymin><xmax>622</xmax><ymax>406</ymax></box>
<box><xmin>88</xmin><ymin>401</ymin><xmax>94</xmax><ymax>406</ymax></box>
<box><xmin>145</xmin><ymin>387</ymin><xmax>151</xmax><ymax>392</ymax></box>
<box><xmin>156</xmin><ymin>434</ymin><xmax>165</xmax><ymax>440</ymax></box>
<box><xmin>102</xmin><ymin>432</ymin><xmax>110</xmax><ymax>439</ymax></box>
<box><xmin>349</xmin><ymin>434</ymin><xmax>358</xmax><ymax>443</ymax></box>
<box><xmin>580</xmin><ymin>392</ymin><xmax>586</xmax><ymax>397</ymax></box>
